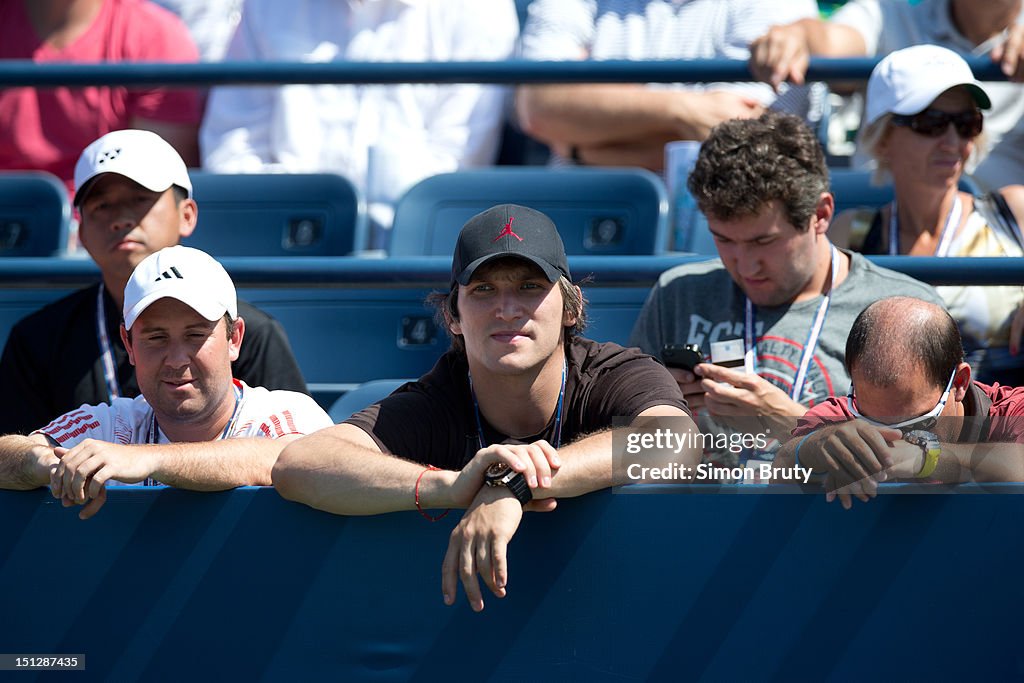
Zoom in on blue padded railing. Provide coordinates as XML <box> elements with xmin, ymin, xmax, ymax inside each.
<box><xmin>0</xmin><ymin>58</ymin><xmax>1009</xmax><ymax>87</ymax></box>
<box><xmin>2</xmin><ymin>485</ymin><xmax>1024</xmax><ymax>680</ymax></box>
<box><xmin>2</xmin><ymin>255</ymin><xmax>1020</xmax><ymax>287</ymax></box>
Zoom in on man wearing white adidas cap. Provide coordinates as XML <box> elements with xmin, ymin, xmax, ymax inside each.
<box><xmin>0</xmin><ymin>245</ymin><xmax>333</xmax><ymax>519</ymax></box>
<box><xmin>0</xmin><ymin>129</ymin><xmax>307</xmax><ymax>437</ymax></box>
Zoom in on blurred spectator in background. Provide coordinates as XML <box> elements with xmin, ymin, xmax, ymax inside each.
<box><xmin>0</xmin><ymin>0</ymin><xmax>202</xmax><ymax>194</ymax></box>
<box><xmin>515</xmin><ymin>0</ymin><xmax>820</xmax><ymax>172</ymax></box>
<box><xmin>151</xmin><ymin>0</ymin><xmax>244</xmax><ymax>62</ymax></box>
<box><xmin>749</xmin><ymin>0</ymin><xmax>1024</xmax><ymax>190</ymax></box>
<box><xmin>0</xmin><ymin>130</ymin><xmax>307</xmax><ymax>437</ymax></box>
<box><xmin>829</xmin><ymin>46</ymin><xmax>1024</xmax><ymax>387</ymax></box>
<box><xmin>200</xmin><ymin>0</ymin><xmax>518</xmax><ymax>247</ymax></box>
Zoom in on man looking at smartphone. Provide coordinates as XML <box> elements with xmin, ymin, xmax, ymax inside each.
<box><xmin>273</xmin><ymin>203</ymin><xmax>697</xmax><ymax>612</ymax></box>
<box><xmin>630</xmin><ymin>112</ymin><xmax>942</xmax><ymax>464</ymax></box>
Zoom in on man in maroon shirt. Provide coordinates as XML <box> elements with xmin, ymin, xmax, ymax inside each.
<box><xmin>775</xmin><ymin>296</ymin><xmax>1024</xmax><ymax>508</ymax></box>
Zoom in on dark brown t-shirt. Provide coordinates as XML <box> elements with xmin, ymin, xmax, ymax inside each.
<box><xmin>345</xmin><ymin>337</ymin><xmax>688</xmax><ymax>471</ymax></box>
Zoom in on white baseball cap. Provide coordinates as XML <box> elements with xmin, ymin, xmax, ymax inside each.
<box><xmin>865</xmin><ymin>44</ymin><xmax>991</xmax><ymax>127</ymax></box>
<box><xmin>73</xmin><ymin>129</ymin><xmax>192</xmax><ymax>207</ymax></box>
<box><xmin>123</xmin><ymin>246</ymin><xmax>237</xmax><ymax>331</ymax></box>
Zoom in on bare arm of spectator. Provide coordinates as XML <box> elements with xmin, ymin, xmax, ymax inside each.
<box><xmin>827</xmin><ymin>441</ymin><xmax>1024</xmax><ymax>508</ymax></box>
<box><xmin>0</xmin><ymin>433</ymin><xmax>59</xmax><ymax>491</ymax></box>
<box><xmin>516</xmin><ymin>85</ymin><xmax>763</xmax><ymax>169</ymax></box>
<box><xmin>49</xmin><ymin>435</ymin><xmax>301</xmax><ymax>519</ymax></box>
<box><xmin>273</xmin><ymin>406</ymin><xmax>696</xmax><ymax>513</ymax></box>
<box><xmin>55</xmin><ymin>435</ymin><xmax>294</xmax><ymax>495</ymax></box>
<box><xmin>991</xmin><ymin>24</ymin><xmax>1024</xmax><ymax>82</ymax></box>
<box><xmin>777</xmin><ymin>421</ymin><xmax>1024</xmax><ymax>509</ymax></box>
<box><xmin>273</xmin><ymin>423</ymin><xmax>562</xmax><ymax>516</ymax></box>
<box><xmin>749</xmin><ymin>19</ymin><xmax>868</xmax><ymax>89</ymax></box>
<box><xmin>882</xmin><ymin>440</ymin><xmax>1024</xmax><ymax>484</ymax></box>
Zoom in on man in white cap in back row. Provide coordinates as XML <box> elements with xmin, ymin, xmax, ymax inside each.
<box><xmin>0</xmin><ymin>245</ymin><xmax>334</xmax><ymax>519</ymax></box>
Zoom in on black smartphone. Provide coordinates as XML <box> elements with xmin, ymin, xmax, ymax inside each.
<box><xmin>661</xmin><ymin>344</ymin><xmax>703</xmax><ymax>371</ymax></box>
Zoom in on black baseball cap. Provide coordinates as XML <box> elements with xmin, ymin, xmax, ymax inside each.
<box><xmin>451</xmin><ymin>204</ymin><xmax>571</xmax><ymax>286</ymax></box>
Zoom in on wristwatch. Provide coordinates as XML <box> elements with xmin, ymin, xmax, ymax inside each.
<box><xmin>484</xmin><ymin>463</ymin><xmax>533</xmax><ymax>505</ymax></box>
<box><xmin>903</xmin><ymin>430</ymin><xmax>941</xmax><ymax>479</ymax></box>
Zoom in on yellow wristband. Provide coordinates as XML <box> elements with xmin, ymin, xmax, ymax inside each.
<box><xmin>914</xmin><ymin>445</ymin><xmax>941</xmax><ymax>479</ymax></box>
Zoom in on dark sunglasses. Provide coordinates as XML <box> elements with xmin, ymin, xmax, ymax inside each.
<box><xmin>890</xmin><ymin>108</ymin><xmax>984</xmax><ymax>139</ymax></box>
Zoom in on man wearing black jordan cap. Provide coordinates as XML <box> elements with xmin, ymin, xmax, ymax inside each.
<box><xmin>274</xmin><ymin>203</ymin><xmax>696</xmax><ymax>612</ymax></box>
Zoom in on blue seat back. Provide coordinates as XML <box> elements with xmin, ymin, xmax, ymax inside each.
<box><xmin>0</xmin><ymin>171</ymin><xmax>70</xmax><ymax>257</ymax></box>
<box><xmin>328</xmin><ymin>379</ymin><xmax>409</xmax><ymax>422</ymax></box>
<box><xmin>389</xmin><ymin>168</ymin><xmax>669</xmax><ymax>256</ymax></box>
<box><xmin>184</xmin><ymin>172</ymin><xmax>367</xmax><ymax>256</ymax></box>
<box><xmin>829</xmin><ymin>168</ymin><xmax>895</xmax><ymax>214</ymax></box>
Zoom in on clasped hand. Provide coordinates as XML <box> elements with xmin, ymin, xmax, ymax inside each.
<box><xmin>442</xmin><ymin>440</ymin><xmax>561</xmax><ymax>611</ymax></box>
<box><xmin>49</xmin><ymin>439</ymin><xmax>157</xmax><ymax>520</ymax></box>
<box><xmin>806</xmin><ymin>421</ymin><xmax>926</xmax><ymax>509</ymax></box>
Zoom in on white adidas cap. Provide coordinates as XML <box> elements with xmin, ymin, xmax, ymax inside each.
<box><xmin>73</xmin><ymin>129</ymin><xmax>192</xmax><ymax>207</ymax></box>
<box><xmin>865</xmin><ymin>44</ymin><xmax>991</xmax><ymax>127</ymax></box>
<box><xmin>123</xmin><ymin>246</ymin><xmax>237</xmax><ymax>331</ymax></box>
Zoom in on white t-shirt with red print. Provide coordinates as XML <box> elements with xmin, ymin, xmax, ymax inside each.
<box><xmin>36</xmin><ymin>379</ymin><xmax>332</xmax><ymax>454</ymax></box>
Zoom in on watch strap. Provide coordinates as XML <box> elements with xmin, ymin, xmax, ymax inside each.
<box><xmin>904</xmin><ymin>431</ymin><xmax>941</xmax><ymax>479</ymax></box>
<box><xmin>503</xmin><ymin>472</ymin><xmax>533</xmax><ymax>505</ymax></box>
<box><xmin>914</xmin><ymin>443</ymin><xmax>941</xmax><ymax>479</ymax></box>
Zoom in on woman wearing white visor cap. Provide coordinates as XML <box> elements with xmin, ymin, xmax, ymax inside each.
<box><xmin>831</xmin><ymin>44</ymin><xmax>1024</xmax><ymax>387</ymax></box>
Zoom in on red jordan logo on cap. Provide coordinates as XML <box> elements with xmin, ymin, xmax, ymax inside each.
<box><xmin>493</xmin><ymin>216</ymin><xmax>522</xmax><ymax>242</ymax></box>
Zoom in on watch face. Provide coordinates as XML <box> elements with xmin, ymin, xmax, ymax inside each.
<box><xmin>903</xmin><ymin>430</ymin><xmax>936</xmax><ymax>445</ymax></box>
<box><xmin>485</xmin><ymin>462</ymin><xmax>512</xmax><ymax>481</ymax></box>
<box><xmin>903</xmin><ymin>430</ymin><xmax>939</xmax><ymax>452</ymax></box>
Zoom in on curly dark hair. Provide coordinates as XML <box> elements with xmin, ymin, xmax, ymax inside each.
<box><xmin>687</xmin><ymin>111</ymin><xmax>829</xmax><ymax>231</ymax></box>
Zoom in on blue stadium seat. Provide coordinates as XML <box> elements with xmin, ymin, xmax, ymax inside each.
<box><xmin>328</xmin><ymin>379</ymin><xmax>409</xmax><ymax>422</ymax></box>
<box><xmin>0</xmin><ymin>171</ymin><xmax>71</xmax><ymax>257</ymax></box>
<box><xmin>184</xmin><ymin>172</ymin><xmax>367</xmax><ymax>256</ymax></box>
<box><xmin>829</xmin><ymin>168</ymin><xmax>895</xmax><ymax>214</ymax></box>
<box><xmin>389</xmin><ymin>168</ymin><xmax>670</xmax><ymax>256</ymax></box>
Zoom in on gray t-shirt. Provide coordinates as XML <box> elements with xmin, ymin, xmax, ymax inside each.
<box><xmin>629</xmin><ymin>250</ymin><xmax>944</xmax><ymax>408</ymax></box>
